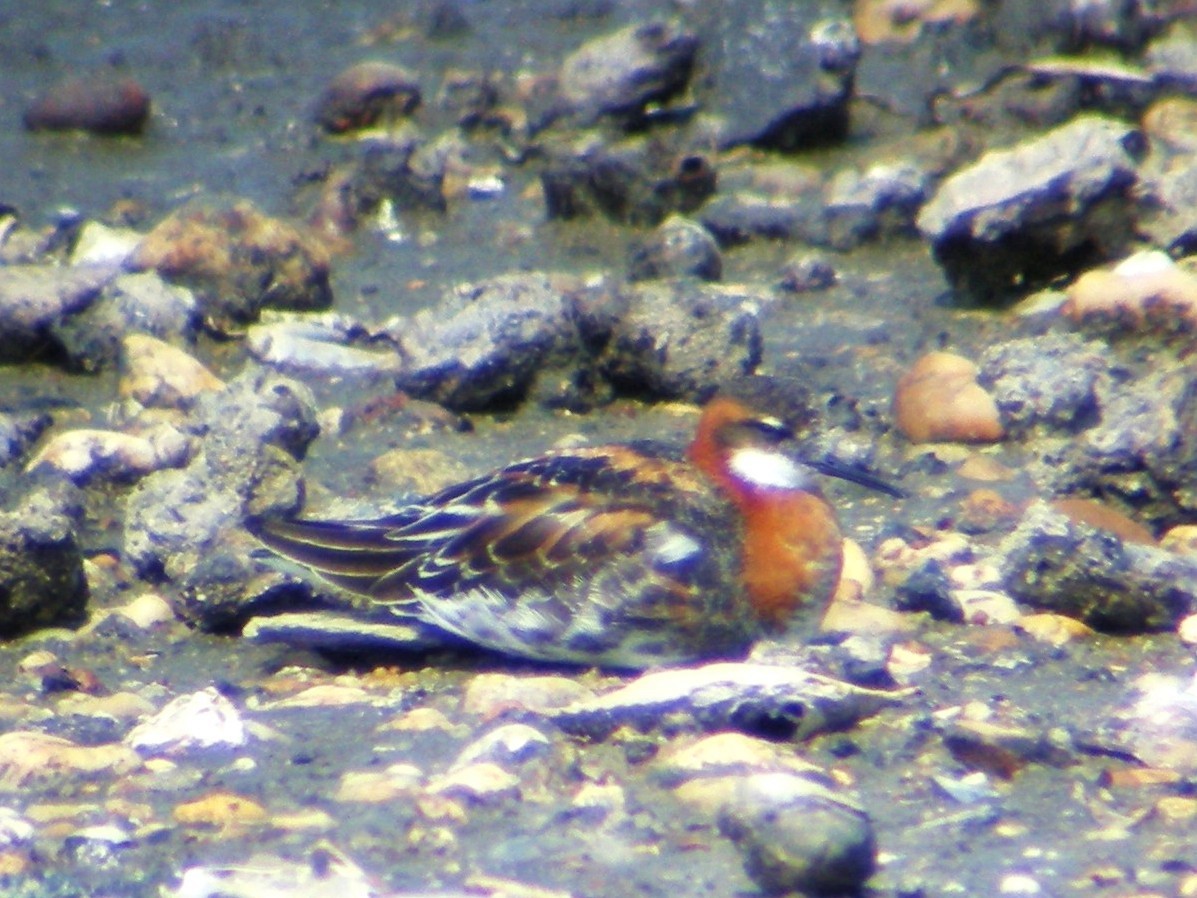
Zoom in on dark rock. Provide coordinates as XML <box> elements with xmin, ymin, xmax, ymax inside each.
<box><xmin>51</xmin><ymin>272</ymin><xmax>200</xmax><ymax>373</ymax></box>
<box><xmin>1053</xmin><ymin>0</ymin><xmax>1158</xmax><ymax>52</ymax></box>
<box><xmin>701</xmin><ymin>191</ymin><xmax>827</xmax><ymax>247</ymax></box>
<box><xmin>978</xmin><ymin>333</ymin><xmax>1111</xmax><ymax>436</ymax></box>
<box><xmin>1141</xmin><ymin>157</ymin><xmax>1197</xmax><ymax>252</ymax></box>
<box><xmin>309</xmin><ymin>136</ymin><xmax>448</xmax><ymax>235</ymax></box>
<box><xmin>128</xmin><ymin>200</ymin><xmax>333</xmax><ymax>335</ymax></box>
<box><xmin>314</xmin><ymin>61</ymin><xmax>421</xmax><ymax>133</ymax></box>
<box><xmin>718</xmin><ymin>772</ymin><xmax>876</xmax><ymax>895</ymax></box>
<box><xmin>694</xmin><ymin>3</ymin><xmax>859</xmax><ymax>149</ymax></box>
<box><xmin>585</xmin><ymin>279</ymin><xmax>764</xmax><ymax>401</ymax></box>
<box><xmin>0</xmin><ymin>485</ymin><xmax>88</xmax><ymax>637</ymax></box>
<box><xmin>931</xmin><ymin>68</ymin><xmax>1087</xmax><ymax>133</ymax></box>
<box><xmin>627</xmin><ymin>215</ymin><xmax>722</xmax><ymax>282</ymax></box>
<box><xmin>0</xmin><ymin>264</ymin><xmax>115</xmax><ymax>363</ymax></box>
<box><xmin>1146</xmin><ymin>20</ymin><xmax>1197</xmax><ymax>93</ymax></box>
<box><xmin>1050</xmin><ymin>363</ymin><xmax>1197</xmax><ymax>527</ymax></box>
<box><xmin>0</xmin><ymin>412</ymin><xmax>52</xmax><ymax>469</ymax></box>
<box><xmin>383</xmin><ymin>271</ymin><xmax>764</xmax><ymax>413</ymax></box>
<box><xmin>999</xmin><ymin>501</ymin><xmax>1196</xmax><ymax>632</ymax></box>
<box><xmin>777</xmin><ymin>255</ymin><xmax>837</xmax><ymax>293</ymax></box>
<box><xmin>557</xmin><ymin>19</ymin><xmax>697</xmax><ymax>126</ymax></box>
<box><xmin>390</xmin><ymin>272</ymin><xmax>579</xmax><ymax>411</ymax></box>
<box><xmin>824</xmin><ymin>161</ymin><xmax>930</xmax><ymax>249</ymax></box>
<box><xmin>424</xmin><ymin>1</ymin><xmax>470</xmax><ymax>40</ymax></box>
<box><xmin>23</xmin><ymin>75</ymin><xmax>150</xmax><ymax>136</ymax></box>
<box><xmin>540</xmin><ymin>139</ymin><xmax>715</xmax><ymax>225</ymax></box>
<box><xmin>893</xmin><ymin>559</ymin><xmax>961</xmax><ymax>623</ymax></box>
<box><xmin>917</xmin><ymin>114</ymin><xmax>1145</xmax><ymax>302</ymax></box>
<box><xmin>122</xmin><ymin>369</ymin><xmax>318</xmax><ymax>580</ymax></box>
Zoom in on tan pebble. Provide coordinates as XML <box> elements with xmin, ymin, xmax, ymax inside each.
<box><xmin>263</xmin><ymin>683</ymin><xmax>375</xmax><ymax>709</ymax></box>
<box><xmin>820</xmin><ymin>596</ymin><xmax>916</xmax><ymax>637</ymax></box>
<box><xmin>656</xmin><ymin>732</ymin><xmax>817</xmax><ymax>781</ymax></box>
<box><xmin>959</xmin><ymin>489</ymin><xmax>1020</xmax><ymax>531</ymax></box>
<box><xmin>462</xmin><ymin>673</ymin><xmax>595</xmax><ymax>719</ymax></box>
<box><xmin>269</xmin><ymin>808</ymin><xmax>336</xmax><ymax>832</ymax></box>
<box><xmin>16</xmin><ymin>651</ymin><xmax>58</xmax><ymax>674</ymax></box>
<box><xmin>832</xmin><ymin>538</ymin><xmax>874</xmax><ymax>603</ymax></box>
<box><xmin>893</xmin><ymin>351</ymin><xmax>1004</xmax><ymax>444</ymax></box>
<box><xmin>1016</xmin><ymin>613</ymin><xmax>1096</xmax><ymax>647</ymax></box>
<box><xmin>382</xmin><ymin>707</ymin><xmax>456</xmax><ymax>733</ymax></box>
<box><xmin>1098</xmin><ymin>766</ymin><xmax>1182</xmax><ymax>789</ymax></box>
<box><xmin>954</xmin><ymin>589</ymin><xmax>1022</xmax><ymax>626</ymax></box>
<box><xmin>0</xmin><ymin>732</ymin><xmax>140</xmax><ymax>787</ymax></box>
<box><xmin>119</xmin><ymin>334</ymin><xmax>223</xmax><ymax>409</ymax></box>
<box><xmin>887</xmin><ymin>641</ymin><xmax>933</xmax><ymax>683</ymax></box>
<box><xmin>1143</xmin><ymin>96</ymin><xmax>1197</xmax><ymax>153</ymax></box>
<box><xmin>22</xmin><ymin>802</ymin><xmax>94</xmax><ymax>824</ymax></box>
<box><xmin>335</xmin><ymin>764</ymin><xmax>423</xmax><ymax>803</ymax></box>
<box><xmin>672</xmin><ymin>775</ymin><xmax>744</xmax><ymax>815</ymax></box>
<box><xmin>1051</xmin><ymin>497</ymin><xmax>1156</xmax><ymax>545</ymax></box>
<box><xmin>25</xmin><ymin>427</ymin><xmax>190</xmax><ymax>481</ymax></box>
<box><xmin>956</xmin><ymin>454</ymin><xmax>1017</xmax><ymax>482</ymax></box>
<box><xmin>427</xmin><ymin>762</ymin><xmax>520</xmax><ymax>803</ymax></box>
<box><xmin>1178</xmin><ymin>614</ymin><xmax>1197</xmax><ymax>645</ymax></box>
<box><xmin>172</xmin><ymin>792</ymin><xmax>268</xmax><ymax>827</ymax></box>
<box><xmin>1161</xmin><ymin>525</ymin><xmax>1197</xmax><ymax>556</ymax></box>
<box><xmin>118</xmin><ymin>593</ymin><xmax>175</xmax><ymax>629</ymax></box>
<box><xmin>854</xmin><ymin>0</ymin><xmax>979</xmax><ymax>44</ymax></box>
<box><xmin>56</xmin><ymin>691</ymin><xmax>156</xmax><ymax>721</ymax></box>
<box><xmin>1064</xmin><ymin>251</ymin><xmax>1197</xmax><ymax>327</ymax></box>
<box><xmin>414</xmin><ymin>794</ymin><xmax>468</xmax><ymax>825</ymax></box>
<box><xmin>0</xmin><ymin>850</ymin><xmax>30</xmax><ymax>876</ymax></box>
<box><xmin>570</xmin><ymin>781</ymin><xmax>626</xmax><ymax>817</ymax></box>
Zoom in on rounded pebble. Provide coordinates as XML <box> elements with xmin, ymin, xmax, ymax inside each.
<box><xmin>24</xmin><ymin>75</ymin><xmax>150</xmax><ymax>135</ymax></box>
<box><xmin>719</xmin><ymin>772</ymin><xmax>876</xmax><ymax>896</ymax></box>
<box><xmin>894</xmin><ymin>351</ymin><xmax>1005</xmax><ymax>444</ymax></box>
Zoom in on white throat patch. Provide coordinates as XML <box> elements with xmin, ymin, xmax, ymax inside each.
<box><xmin>727</xmin><ymin>447</ymin><xmax>812</xmax><ymax>491</ymax></box>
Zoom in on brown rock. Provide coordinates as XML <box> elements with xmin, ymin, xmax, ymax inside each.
<box><xmin>1016</xmin><ymin>613</ymin><xmax>1096</xmax><ymax>646</ymax></box>
<box><xmin>129</xmin><ymin>200</ymin><xmax>333</xmax><ymax>333</ymax></box>
<box><xmin>24</xmin><ymin>75</ymin><xmax>150</xmax><ymax>135</ymax></box>
<box><xmin>315</xmin><ymin>61</ymin><xmax>421</xmax><ymax>133</ymax></box>
<box><xmin>1051</xmin><ymin>497</ymin><xmax>1156</xmax><ymax>545</ymax></box>
<box><xmin>1063</xmin><ymin>251</ymin><xmax>1197</xmax><ymax>329</ymax></box>
<box><xmin>894</xmin><ymin>351</ymin><xmax>1004</xmax><ymax>444</ymax></box>
<box><xmin>119</xmin><ymin>334</ymin><xmax>224</xmax><ymax>410</ymax></box>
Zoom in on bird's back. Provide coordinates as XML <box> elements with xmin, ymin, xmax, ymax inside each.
<box><xmin>251</xmin><ymin>441</ymin><xmax>755</xmax><ymax>667</ymax></box>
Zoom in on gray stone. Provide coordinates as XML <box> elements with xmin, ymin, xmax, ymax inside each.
<box><xmin>694</xmin><ymin>2</ymin><xmax>859</xmax><ymax>149</ymax></box>
<box><xmin>122</xmin><ymin>368</ymin><xmax>318</xmax><ymax>580</ymax></box>
<box><xmin>917</xmin><ymin>114</ymin><xmax>1144</xmax><ymax>302</ymax></box>
<box><xmin>718</xmin><ymin>772</ymin><xmax>876</xmax><ymax>895</ymax></box>
<box><xmin>0</xmin><ymin>484</ymin><xmax>88</xmax><ymax>637</ymax></box>
<box><xmin>0</xmin><ymin>263</ymin><xmax>115</xmax><ymax>362</ymax></box>
<box><xmin>558</xmin><ymin>19</ymin><xmax>697</xmax><ymax>125</ymax></box>
<box><xmin>978</xmin><ymin>332</ymin><xmax>1111</xmax><ymax>436</ymax></box>
<box><xmin>999</xmin><ymin>501</ymin><xmax>1196</xmax><ymax>632</ymax></box>
<box><xmin>627</xmin><ymin>215</ymin><xmax>722</xmax><ymax>282</ymax></box>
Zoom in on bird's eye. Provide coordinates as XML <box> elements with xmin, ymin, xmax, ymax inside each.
<box><xmin>742</xmin><ymin>416</ymin><xmax>793</xmax><ymax>444</ymax></box>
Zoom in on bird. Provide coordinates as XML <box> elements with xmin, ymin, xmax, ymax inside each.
<box><xmin>247</xmin><ymin>396</ymin><xmax>899</xmax><ymax>669</ymax></box>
